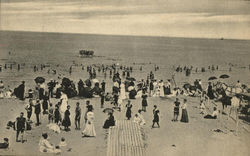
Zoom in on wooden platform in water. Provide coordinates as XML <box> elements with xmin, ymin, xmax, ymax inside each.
<box><xmin>107</xmin><ymin>120</ymin><xmax>146</xmax><ymax>156</ymax></box>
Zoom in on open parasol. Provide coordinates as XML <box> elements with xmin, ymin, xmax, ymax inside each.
<box><xmin>208</xmin><ymin>76</ymin><xmax>217</xmax><ymax>81</ymax></box>
<box><xmin>103</xmin><ymin>108</ymin><xmax>114</xmax><ymax>114</ymax></box>
<box><xmin>219</xmin><ymin>74</ymin><xmax>229</xmax><ymax>79</ymax></box>
<box><xmin>126</xmin><ymin>77</ymin><xmax>136</xmax><ymax>81</ymax></box>
<box><xmin>34</xmin><ymin>77</ymin><xmax>45</xmax><ymax>84</ymax></box>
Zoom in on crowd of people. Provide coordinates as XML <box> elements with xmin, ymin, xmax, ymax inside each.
<box><xmin>0</xmin><ymin>61</ymin><xmax>249</xmax><ymax>154</ymax></box>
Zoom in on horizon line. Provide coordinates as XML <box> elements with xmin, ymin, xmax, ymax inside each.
<box><xmin>1</xmin><ymin>29</ymin><xmax>250</xmax><ymax>41</ymax></box>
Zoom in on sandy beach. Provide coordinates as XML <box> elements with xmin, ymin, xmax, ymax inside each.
<box><xmin>0</xmin><ymin>31</ymin><xmax>250</xmax><ymax>156</ymax></box>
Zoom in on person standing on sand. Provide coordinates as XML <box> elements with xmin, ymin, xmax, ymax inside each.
<box><xmin>101</xmin><ymin>80</ymin><xmax>106</xmax><ymax>93</ymax></box>
<box><xmin>48</xmin><ymin>103</ymin><xmax>54</xmax><ymax>123</ymax></box>
<box><xmin>62</xmin><ymin>105</ymin><xmax>71</xmax><ymax>131</ymax></box>
<box><xmin>126</xmin><ymin>100</ymin><xmax>132</xmax><ymax>120</ymax></box>
<box><xmin>25</xmin><ymin>99</ymin><xmax>33</xmax><ymax>121</ymax></box>
<box><xmin>84</xmin><ymin>100</ymin><xmax>93</xmax><ymax>123</ymax></box>
<box><xmin>42</xmin><ymin>91</ymin><xmax>49</xmax><ymax>114</ymax></box>
<box><xmin>82</xmin><ymin>107</ymin><xmax>96</xmax><ymax>137</ymax></box>
<box><xmin>60</xmin><ymin>91</ymin><xmax>68</xmax><ymax>119</ymax></box>
<box><xmin>18</xmin><ymin>81</ymin><xmax>25</xmax><ymax>100</ymax></box>
<box><xmin>207</xmin><ymin>82</ymin><xmax>215</xmax><ymax>99</ymax></box>
<box><xmin>149</xmin><ymin>80</ymin><xmax>154</xmax><ymax>96</ymax></box>
<box><xmin>75</xmin><ymin>102</ymin><xmax>81</xmax><ymax>130</ymax></box>
<box><xmin>54</xmin><ymin>104</ymin><xmax>61</xmax><ymax>125</ymax></box>
<box><xmin>100</xmin><ymin>92</ymin><xmax>105</xmax><ymax>108</ymax></box>
<box><xmin>141</xmin><ymin>92</ymin><xmax>148</xmax><ymax>112</ymax></box>
<box><xmin>159</xmin><ymin>80</ymin><xmax>165</xmax><ymax>97</ymax></box>
<box><xmin>152</xmin><ymin>110</ymin><xmax>160</xmax><ymax>128</ymax></box>
<box><xmin>172</xmin><ymin>98</ymin><xmax>180</xmax><ymax>122</ymax></box>
<box><xmin>47</xmin><ymin>79</ymin><xmax>55</xmax><ymax>98</ymax></box>
<box><xmin>180</xmin><ymin>99</ymin><xmax>189</xmax><ymax>123</ymax></box>
<box><xmin>16</xmin><ymin>112</ymin><xmax>26</xmax><ymax>142</ymax></box>
<box><xmin>35</xmin><ymin>99</ymin><xmax>41</xmax><ymax>126</ymax></box>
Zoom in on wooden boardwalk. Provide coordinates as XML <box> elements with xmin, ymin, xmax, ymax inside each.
<box><xmin>107</xmin><ymin>120</ymin><xmax>146</xmax><ymax>156</ymax></box>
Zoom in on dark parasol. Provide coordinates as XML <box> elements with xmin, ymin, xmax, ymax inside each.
<box><xmin>126</xmin><ymin>77</ymin><xmax>136</xmax><ymax>81</ymax></box>
<box><xmin>219</xmin><ymin>74</ymin><xmax>230</xmax><ymax>79</ymax></box>
<box><xmin>208</xmin><ymin>76</ymin><xmax>217</xmax><ymax>81</ymax></box>
<box><xmin>34</xmin><ymin>77</ymin><xmax>45</xmax><ymax>84</ymax></box>
<box><xmin>103</xmin><ymin>108</ymin><xmax>114</xmax><ymax>114</ymax></box>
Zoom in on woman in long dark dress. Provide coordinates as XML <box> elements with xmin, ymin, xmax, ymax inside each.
<box><xmin>62</xmin><ymin>105</ymin><xmax>71</xmax><ymax>131</ymax></box>
<box><xmin>42</xmin><ymin>92</ymin><xmax>49</xmax><ymax>114</ymax></box>
<box><xmin>103</xmin><ymin>112</ymin><xmax>115</xmax><ymax>129</ymax></box>
<box><xmin>180</xmin><ymin>99</ymin><xmax>189</xmax><ymax>123</ymax></box>
<box><xmin>126</xmin><ymin>100</ymin><xmax>132</xmax><ymax>120</ymax></box>
<box><xmin>207</xmin><ymin>82</ymin><xmax>215</xmax><ymax>99</ymax></box>
<box><xmin>54</xmin><ymin>104</ymin><xmax>61</xmax><ymax>124</ymax></box>
<box><xmin>141</xmin><ymin>93</ymin><xmax>148</xmax><ymax>112</ymax></box>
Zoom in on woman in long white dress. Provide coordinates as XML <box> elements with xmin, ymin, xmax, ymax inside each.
<box><xmin>82</xmin><ymin>109</ymin><xmax>96</xmax><ymax>137</ymax></box>
<box><xmin>159</xmin><ymin>80</ymin><xmax>165</xmax><ymax>97</ymax></box>
<box><xmin>120</xmin><ymin>82</ymin><xmax>126</xmax><ymax>100</ymax></box>
<box><xmin>60</xmin><ymin>92</ymin><xmax>68</xmax><ymax>118</ymax></box>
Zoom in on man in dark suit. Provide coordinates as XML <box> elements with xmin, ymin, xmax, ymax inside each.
<box><xmin>16</xmin><ymin>112</ymin><xmax>26</xmax><ymax>142</ymax></box>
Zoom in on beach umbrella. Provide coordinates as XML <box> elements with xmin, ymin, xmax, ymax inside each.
<box><xmin>126</xmin><ymin>77</ymin><xmax>136</xmax><ymax>81</ymax></box>
<box><xmin>62</xmin><ymin>77</ymin><xmax>71</xmax><ymax>87</ymax></box>
<box><xmin>208</xmin><ymin>76</ymin><xmax>217</xmax><ymax>81</ymax></box>
<box><xmin>85</xmin><ymin>79</ymin><xmax>91</xmax><ymax>87</ymax></box>
<box><xmin>103</xmin><ymin>108</ymin><xmax>114</xmax><ymax>114</ymax></box>
<box><xmin>219</xmin><ymin>74</ymin><xmax>229</xmax><ymax>79</ymax></box>
<box><xmin>34</xmin><ymin>77</ymin><xmax>45</xmax><ymax>84</ymax></box>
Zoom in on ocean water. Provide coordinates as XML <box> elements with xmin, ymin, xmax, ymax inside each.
<box><xmin>0</xmin><ymin>30</ymin><xmax>249</xmax><ymax>88</ymax></box>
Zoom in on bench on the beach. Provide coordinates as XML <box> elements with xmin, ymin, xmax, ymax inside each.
<box><xmin>107</xmin><ymin>120</ymin><xmax>146</xmax><ymax>156</ymax></box>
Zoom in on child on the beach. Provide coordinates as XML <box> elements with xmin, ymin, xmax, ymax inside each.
<box><xmin>200</xmin><ymin>100</ymin><xmax>206</xmax><ymax>114</ymax></box>
<box><xmin>48</xmin><ymin>103</ymin><xmax>54</xmax><ymax>123</ymax></box>
<box><xmin>54</xmin><ymin>104</ymin><xmax>61</xmax><ymax>125</ymax></box>
<box><xmin>133</xmin><ymin>114</ymin><xmax>141</xmax><ymax>124</ymax></box>
<box><xmin>58</xmin><ymin>137</ymin><xmax>67</xmax><ymax>147</ymax></box>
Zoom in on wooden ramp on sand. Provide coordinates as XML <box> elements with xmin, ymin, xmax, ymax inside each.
<box><xmin>107</xmin><ymin>120</ymin><xmax>146</xmax><ymax>156</ymax></box>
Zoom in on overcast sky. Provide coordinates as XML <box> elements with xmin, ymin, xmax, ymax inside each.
<box><xmin>1</xmin><ymin>0</ymin><xmax>250</xmax><ymax>39</ymax></box>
